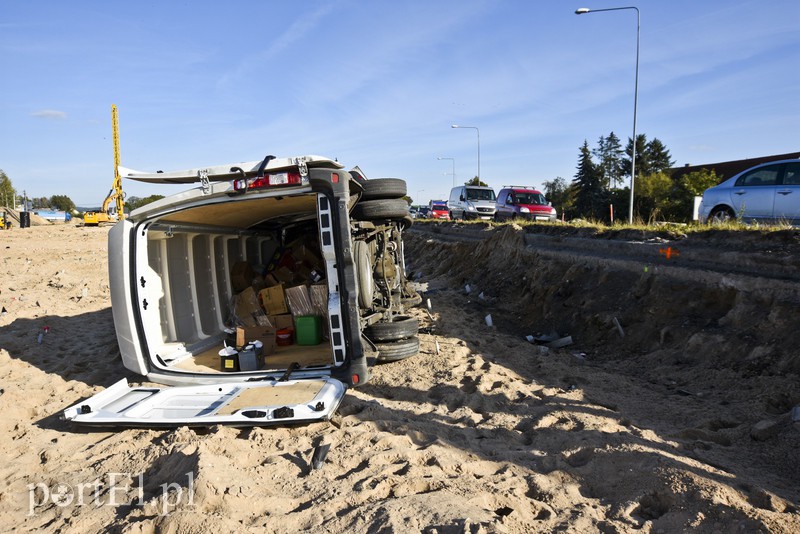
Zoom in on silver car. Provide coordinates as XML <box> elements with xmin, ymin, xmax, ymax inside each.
<box><xmin>699</xmin><ymin>159</ymin><xmax>800</xmax><ymax>224</ymax></box>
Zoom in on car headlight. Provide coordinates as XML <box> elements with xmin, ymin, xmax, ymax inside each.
<box><xmin>467</xmin><ymin>205</ymin><xmax>476</xmax><ymax>211</ymax></box>
<box><xmin>519</xmin><ymin>207</ymin><xmax>530</xmax><ymax>213</ymax></box>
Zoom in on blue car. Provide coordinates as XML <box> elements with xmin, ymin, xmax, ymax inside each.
<box><xmin>698</xmin><ymin>159</ymin><xmax>800</xmax><ymax>225</ymax></box>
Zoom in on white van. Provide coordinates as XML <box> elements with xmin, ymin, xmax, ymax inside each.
<box><xmin>62</xmin><ymin>155</ymin><xmax>421</xmax><ymax>428</ymax></box>
<box><xmin>448</xmin><ymin>185</ymin><xmax>497</xmax><ymax>220</ymax></box>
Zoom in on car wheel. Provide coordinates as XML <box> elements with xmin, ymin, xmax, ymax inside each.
<box><xmin>708</xmin><ymin>207</ymin><xmax>735</xmax><ymax>224</ymax></box>
<box><xmin>375</xmin><ymin>335</ymin><xmax>420</xmax><ymax>363</ymax></box>
<box><xmin>360</xmin><ymin>178</ymin><xmax>407</xmax><ymax>200</ymax></box>
<box><xmin>352</xmin><ymin>198</ymin><xmax>410</xmax><ymax>220</ymax></box>
<box><xmin>365</xmin><ymin>315</ymin><xmax>418</xmax><ymax>342</ymax></box>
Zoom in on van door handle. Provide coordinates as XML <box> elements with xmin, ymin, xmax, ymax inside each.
<box><xmin>777</xmin><ymin>191</ymin><xmax>792</xmax><ymax>195</ymax></box>
<box><xmin>734</xmin><ymin>191</ymin><xmax>746</xmax><ymax>195</ymax></box>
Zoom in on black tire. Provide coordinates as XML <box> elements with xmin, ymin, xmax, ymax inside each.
<box><xmin>360</xmin><ymin>178</ymin><xmax>407</xmax><ymax>200</ymax></box>
<box><xmin>365</xmin><ymin>315</ymin><xmax>418</xmax><ymax>342</ymax></box>
<box><xmin>708</xmin><ymin>206</ymin><xmax>735</xmax><ymax>224</ymax></box>
<box><xmin>352</xmin><ymin>198</ymin><xmax>410</xmax><ymax>220</ymax></box>
<box><xmin>375</xmin><ymin>336</ymin><xmax>420</xmax><ymax>363</ymax></box>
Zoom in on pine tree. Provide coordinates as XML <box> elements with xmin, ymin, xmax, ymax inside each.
<box><xmin>572</xmin><ymin>140</ymin><xmax>605</xmax><ymax>220</ymax></box>
<box><xmin>646</xmin><ymin>137</ymin><xmax>675</xmax><ymax>174</ymax></box>
<box><xmin>593</xmin><ymin>132</ymin><xmax>624</xmax><ymax>189</ymax></box>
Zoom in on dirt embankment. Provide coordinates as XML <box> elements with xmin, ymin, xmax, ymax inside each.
<box><xmin>0</xmin><ymin>223</ymin><xmax>798</xmax><ymax>533</ymax></box>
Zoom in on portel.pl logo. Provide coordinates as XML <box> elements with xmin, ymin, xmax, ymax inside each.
<box><xmin>27</xmin><ymin>472</ymin><xmax>194</xmax><ymax>516</ymax></box>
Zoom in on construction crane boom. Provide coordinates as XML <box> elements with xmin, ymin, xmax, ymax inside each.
<box><xmin>84</xmin><ymin>104</ymin><xmax>125</xmax><ymax>226</ymax></box>
<box><xmin>112</xmin><ymin>104</ymin><xmax>125</xmax><ymax>221</ymax></box>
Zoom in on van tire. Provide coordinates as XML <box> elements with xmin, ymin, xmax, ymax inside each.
<box><xmin>352</xmin><ymin>198</ymin><xmax>410</xmax><ymax>220</ymax></box>
<box><xmin>360</xmin><ymin>178</ymin><xmax>407</xmax><ymax>200</ymax></box>
<box><xmin>365</xmin><ymin>315</ymin><xmax>418</xmax><ymax>342</ymax></box>
<box><xmin>375</xmin><ymin>336</ymin><xmax>420</xmax><ymax>362</ymax></box>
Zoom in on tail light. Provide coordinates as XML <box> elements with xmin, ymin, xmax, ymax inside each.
<box><xmin>232</xmin><ymin>171</ymin><xmax>303</xmax><ymax>192</ymax></box>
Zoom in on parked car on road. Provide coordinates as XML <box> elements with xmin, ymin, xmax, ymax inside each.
<box><xmin>448</xmin><ymin>185</ymin><xmax>496</xmax><ymax>220</ymax></box>
<box><xmin>63</xmin><ymin>155</ymin><xmax>422</xmax><ymax>428</ymax></box>
<box><xmin>494</xmin><ymin>186</ymin><xmax>557</xmax><ymax>222</ymax></box>
<box><xmin>699</xmin><ymin>159</ymin><xmax>800</xmax><ymax>225</ymax></box>
<box><xmin>428</xmin><ymin>200</ymin><xmax>450</xmax><ymax>220</ymax></box>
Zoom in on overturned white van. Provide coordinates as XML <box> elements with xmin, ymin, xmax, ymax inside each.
<box><xmin>64</xmin><ymin>155</ymin><xmax>420</xmax><ymax>427</ymax></box>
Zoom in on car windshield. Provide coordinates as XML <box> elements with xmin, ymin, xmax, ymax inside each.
<box><xmin>432</xmin><ymin>202</ymin><xmax>447</xmax><ymax>209</ymax></box>
<box><xmin>514</xmin><ymin>192</ymin><xmax>547</xmax><ymax>205</ymax></box>
<box><xmin>466</xmin><ymin>189</ymin><xmax>496</xmax><ymax>201</ymax></box>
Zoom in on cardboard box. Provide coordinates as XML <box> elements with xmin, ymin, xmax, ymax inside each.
<box><xmin>271</xmin><ymin>266</ymin><xmax>294</xmax><ymax>285</ymax></box>
<box><xmin>259</xmin><ymin>285</ymin><xmax>289</xmax><ymax>315</ymax></box>
<box><xmin>235</xmin><ymin>286</ymin><xmax>264</xmax><ymax>327</ymax></box>
<box><xmin>236</xmin><ymin>325</ymin><xmax>276</xmax><ymax>355</ymax></box>
<box><xmin>269</xmin><ymin>313</ymin><xmax>295</xmax><ymax>331</ymax></box>
<box><xmin>230</xmin><ymin>261</ymin><xmax>256</xmax><ymax>292</ymax></box>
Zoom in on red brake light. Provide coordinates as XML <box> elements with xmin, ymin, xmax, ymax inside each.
<box><xmin>234</xmin><ymin>171</ymin><xmax>303</xmax><ymax>191</ymax></box>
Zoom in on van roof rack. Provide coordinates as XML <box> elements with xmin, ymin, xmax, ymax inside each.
<box><xmin>502</xmin><ymin>185</ymin><xmax>537</xmax><ymax>189</ymax></box>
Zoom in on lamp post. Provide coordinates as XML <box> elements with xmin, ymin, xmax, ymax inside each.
<box><xmin>575</xmin><ymin>6</ymin><xmax>639</xmax><ymax>224</ymax></box>
<box><xmin>437</xmin><ymin>157</ymin><xmax>456</xmax><ymax>187</ymax></box>
<box><xmin>451</xmin><ymin>125</ymin><xmax>480</xmax><ymax>181</ymax></box>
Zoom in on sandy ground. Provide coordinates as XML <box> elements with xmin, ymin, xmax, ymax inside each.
<box><xmin>0</xmin><ymin>223</ymin><xmax>798</xmax><ymax>533</ymax></box>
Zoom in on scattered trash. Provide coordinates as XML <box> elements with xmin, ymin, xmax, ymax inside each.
<box><xmin>311</xmin><ymin>443</ymin><xmax>331</xmax><ymax>470</ymax></box>
<box><xmin>464</xmin><ymin>284</ymin><xmax>472</xmax><ymax>294</ymax></box>
<box><xmin>484</xmin><ymin>314</ymin><xmax>493</xmax><ymax>327</ymax></box>
<box><xmin>612</xmin><ymin>317</ymin><xmax>625</xmax><ymax>337</ymax></box>
<box><xmin>478</xmin><ymin>292</ymin><xmax>486</xmax><ymax>300</ymax></box>
<box><xmin>525</xmin><ymin>331</ymin><xmax>574</xmax><ymax>349</ymax></box>
<box><xmin>37</xmin><ymin>327</ymin><xmax>50</xmax><ymax>344</ymax></box>
<box><xmin>545</xmin><ymin>336</ymin><xmax>573</xmax><ymax>349</ymax></box>
<box><xmin>435</xmin><ymin>339</ymin><xmax>441</xmax><ymax>355</ymax></box>
<box><xmin>792</xmin><ymin>406</ymin><xmax>800</xmax><ymax>423</ymax></box>
<box><xmin>1</xmin><ymin>307</ymin><xmax>6</xmax><ymax>316</ymax></box>
<box><xmin>425</xmin><ymin>298</ymin><xmax>432</xmax><ymax>312</ymax></box>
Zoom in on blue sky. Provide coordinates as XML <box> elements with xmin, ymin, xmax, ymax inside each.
<box><xmin>2</xmin><ymin>0</ymin><xmax>798</xmax><ymax>206</ymax></box>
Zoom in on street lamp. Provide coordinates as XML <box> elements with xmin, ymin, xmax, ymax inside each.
<box><xmin>575</xmin><ymin>6</ymin><xmax>639</xmax><ymax>224</ymax></box>
<box><xmin>451</xmin><ymin>125</ymin><xmax>480</xmax><ymax>181</ymax></box>
<box><xmin>437</xmin><ymin>156</ymin><xmax>456</xmax><ymax>187</ymax></box>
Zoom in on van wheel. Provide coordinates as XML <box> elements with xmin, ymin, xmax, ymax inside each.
<box><xmin>375</xmin><ymin>336</ymin><xmax>420</xmax><ymax>362</ymax></box>
<box><xmin>365</xmin><ymin>316</ymin><xmax>418</xmax><ymax>342</ymax></box>
<box><xmin>352</xmin><ymin>198</ymin><xmax>410</xmax><ymax>220</ymax></box>
<box><xmin>360</xmin><ymin>178</ymin><xmax>407</xmax><ymax>200</ymax></box>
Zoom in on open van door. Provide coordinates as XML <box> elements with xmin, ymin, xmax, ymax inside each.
<box><xmin>63</xmin><ymin>377</ymin><xmax>346</xmax><ymax>428</ymax></box>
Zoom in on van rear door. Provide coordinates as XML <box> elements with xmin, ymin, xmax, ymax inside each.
<box><xmin>63</xmin><ymin>377</ymin><xmax>346</xmax><ymax>427</ymax></box>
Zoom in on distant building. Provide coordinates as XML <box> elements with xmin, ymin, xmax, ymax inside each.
<box><xmin>670</xmin><ymin>151</ymin><xmax>800</xmax><ymax>183</ymax></box>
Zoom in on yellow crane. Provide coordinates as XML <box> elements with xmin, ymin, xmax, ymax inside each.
<box><xmin>84</xmin><ymin>104</ymin><xmax>125</xmax><ymax>226</ymax></box>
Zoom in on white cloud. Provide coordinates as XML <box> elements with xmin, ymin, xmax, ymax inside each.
<box><xmin>31</xmin><ymin>109</ymin><xmax>67</xmax><ymax>120</ymax></box>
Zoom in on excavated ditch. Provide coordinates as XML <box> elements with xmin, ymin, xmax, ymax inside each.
<box><xmin>405</xmin><ymin>222</ymin><xmax>800</xmax><ymax>378</ymax></box>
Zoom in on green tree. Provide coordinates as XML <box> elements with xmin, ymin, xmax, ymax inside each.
<box><xmin>0</xmin><ymin>170</ymin><xmax>15</xmax><ymax>208</ymax></box>
<box><xmin>572</xmin><ymin>140</ymin><xmax>606</xmax><ymax>220</ymax></box>
<box><xmin>125</xmin><ymin>194</ymin><xmax>165</xmax><ymax>211</ymax></box>
<box><xmin>465</xmin><ymin>176</ymin><xmax>488</xmax><ymax>187</ymax></box>
<box><xmin>665</xmin><ymin>168</ymin><xmax>721</xmax><ymax>221</ymax></box>
<box><xmin>593</xmin><ymin>132</ymin><xmax>624</xmax><ymax>189</ymax></box>
<box><xmin>542</xmin><ymin>176</ymin><xmax>572</xmax><ymax>219</ymax></box>
<box><xmin>635</xmin><ymin>171</ymin><xmax>673</xmax><ymax>222</ymax></box>
<box><xmin>50</xmin><ymin>195</ymin><xmax>76</xmax><ymax>212</ymax></box>
<box><xmin>621</xmin><ymin>134</ymin><xmax>675</xmax><ymax>179</ymax></box>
